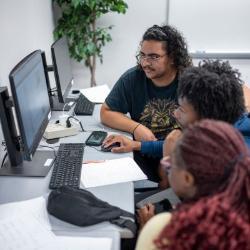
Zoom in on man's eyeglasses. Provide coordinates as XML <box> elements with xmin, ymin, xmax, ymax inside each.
<box><xmin>136</xmin><ymin>53</ymin><xmax>166</xmax><ymax>63</ymax></box>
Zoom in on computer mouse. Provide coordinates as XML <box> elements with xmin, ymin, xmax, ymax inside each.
<box><xmin>101</xmin><ymin>142</ymin><xmax>121</xmax><ymax>152</ymax></box>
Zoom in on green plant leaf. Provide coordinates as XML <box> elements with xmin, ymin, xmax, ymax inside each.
<box><xmin>53</xmin><ymin>0</ymin><xmax>128</xmax><ymax>84</ymax></box>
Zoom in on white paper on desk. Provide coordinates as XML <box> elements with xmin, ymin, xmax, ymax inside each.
<box><xmin>0</xmin><ymin>213</ymin><xmax>56</xmax><ymax>250</ymax></box>
<box><xmin>0</xmin><ymin>196</ymin><xmax>51</xmax><ymax>230</ymax></box>
<box><xmin>81</xmin><ymin>157</ymin><xmax>147</xmax><ymax>188</ymax></box>
<box><xmin>0</xmin><ymin>213</ymin><xmax>112</xmax><ymax>250</ymax></box>
<box><xmin>80</xmin><ymin>84</ymin><xmax>110</xmax><ymax>103</ymax></box>
<box><xmin>47</xmin><ymin>236</ymin><xmax>112</xmax><ymax>250</ymax></box>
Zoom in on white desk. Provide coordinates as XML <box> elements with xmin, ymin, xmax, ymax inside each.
<box><xmin>0</xmin><ymin>104</ymin><xmax>135</xmax><ymax>249</ymax></box>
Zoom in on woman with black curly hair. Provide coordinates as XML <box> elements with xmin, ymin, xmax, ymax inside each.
<box><xmin>136</xmin><ymin>119</ymin><xmax>250</xmax><ymax>250</ymax></box>
<box><xmin>101</xmin><ymin>24</ymin><xmax>191</xmax><ymax>181</ymax></box>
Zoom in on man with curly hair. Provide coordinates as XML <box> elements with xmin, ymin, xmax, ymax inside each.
<box><xmin>101</xmin><ymin>24</ymin><xmax>191</xmax><ymax>181</ymax></box>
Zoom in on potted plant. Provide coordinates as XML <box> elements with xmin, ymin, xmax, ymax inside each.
<box><xmin>53</xmin><ymin>0</ymin><xmax>128</xmax><ymax>87</ymax></box>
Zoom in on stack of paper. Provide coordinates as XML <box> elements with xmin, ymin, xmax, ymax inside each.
<box><xmin>81</xmin><ymin>157</ymin><xmax>147</xmax><ymax>188</ymax></box>
<box><xmin>80</xmin><ymin>84</ymin><xmax>110</xmax><ymax>103</ymax></box>
<box><xmin>0</xmin><ymin>196</ymin><xmax>51</xmax><ymax>230</ymax></box>
<box><xmin>47</xmin><ymin>236</ymin><xmax>112</xmax><ymax>250</ymax></box>
<box><xmin>0</xmin><ymin>213</ymin><xmax>55</xmax><ymax>250</ymax></box>
<box><xmin>0</xmin><ymin>198</ymin><xmax>112</xmax><ymax>250</ymax></box>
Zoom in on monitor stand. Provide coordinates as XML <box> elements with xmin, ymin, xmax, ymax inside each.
<box><xmin>0</xmin><ymin>150</ymin><xmax>55</xmax><ymax>177</ymax></box>
<box><xmin>50</xmin><ymin>96</ymin><xmax>76</xmax><ymax>111</ymax></box>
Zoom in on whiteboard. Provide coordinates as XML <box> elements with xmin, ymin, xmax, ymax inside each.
<box><xmin>168</xmin><ymin>0</ymin><xmax>250</xmax><ymax>53</ymax></box>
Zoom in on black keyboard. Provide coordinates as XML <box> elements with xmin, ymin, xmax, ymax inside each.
<box><xmin>49</xmin><ymin>143</ymin><xmax>85</xmax><ymax>189</ymax></box>
<box><xmin>74</xmin><ymin>94</ymin><xmax>95</xmax><ymax>115</ymax></box>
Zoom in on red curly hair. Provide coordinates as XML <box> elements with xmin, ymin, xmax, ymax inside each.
<box><xmin>155</xmin><ymin>119</ymin><xmax>250</xmax><ymax>249</ymax></box>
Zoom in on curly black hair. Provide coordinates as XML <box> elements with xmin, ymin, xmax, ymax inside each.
<box><xmin>177</xmin><ymin>60</ymin><xmax>245</xmax><ymax>124</ymax></box>
<box><xmin>139</xmin><ymin>24</ymin><xmax>192</xmax><ymax>72</ymax></box>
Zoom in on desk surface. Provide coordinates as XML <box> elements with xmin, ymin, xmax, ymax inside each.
<box><xmin>0</xmin><ymin>104</ymin><xmax>135</xmax><ymax>248</ymax></box>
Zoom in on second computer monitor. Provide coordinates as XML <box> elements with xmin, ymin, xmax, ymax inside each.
<box><xmin>51</xmin><ymin>36</ymin><xmax>73</xmax><ymax>103</ymax></box>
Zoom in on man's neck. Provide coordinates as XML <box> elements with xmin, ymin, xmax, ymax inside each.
<box><xmin>152</xmin><ymin>69</ymin><xmax>178</xmax><ymax>87</ymax></box>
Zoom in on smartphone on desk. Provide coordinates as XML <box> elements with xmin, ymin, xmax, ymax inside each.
<box><xmin>85</xmin><ymin>131</ymin><xmax>108</xmax><ymax>146</ymax></box>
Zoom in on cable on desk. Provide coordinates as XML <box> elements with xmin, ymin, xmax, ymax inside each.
<box><xmin>42</xmin><ymin>136</ymin><xmax>60</xmax><ymax>145</ymax></box>
<box><xmin>86</xmin><ymin>145</ymin><xmax>103</xmax><ymax>152</ymax></box>
<box><xmin>42</xmin><ymin>136</ymin><xmax>47</xmax><ymax>141</ymax></box>
<box><xmin>62</xmin><ymin>101</ymin><xmax>75</xmax><ymax>114</ymax></box>
<box><xmin>62</xmin><ymin>103</ymin><xmax>68</xmax><ymax>114</ymax></box>
<box><xmin>71</xmin><ymin>107</ymin><xmax>106</xmax><ymax>133</ymax></box>
<box><xmin>38</xmin><ymin>145</ymin><xmax>58</xmax><ymax>158</ymax></box>
<box><xmin>66</xmin><ymin>116</ymin><xmax>85</xmax><ymax>132</ymax></box>
<box><xmin>1</xmin><ymin>152</ymin><xmax>8</xmax><ymax>168</ymax></box>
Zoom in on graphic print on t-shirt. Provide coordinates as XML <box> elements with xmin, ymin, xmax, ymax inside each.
<box><xmin>139</xmin><ymin>98</ymin><xmax>179</xmax><ymax>140</ymax></box>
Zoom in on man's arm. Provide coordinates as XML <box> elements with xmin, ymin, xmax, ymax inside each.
<box><xmin>100</xmin><ymin>102</ymin><xmax>138</xmax><ymax>133</ymax></box>
<box><xmin>100</xmin><ymin>103</ymin><xmax>157</xmax><ymax>141</ymax></box>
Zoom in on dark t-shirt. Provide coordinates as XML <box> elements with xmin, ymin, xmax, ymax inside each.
<box><xmin>105</xmin><ymin>66</ymin><xmax>179</xmax><ymax>140</ymax></box>
<box><xmin>105</xmin><ymin>66</ymin><xmax>179</xmax><ymax>181</ymax></box>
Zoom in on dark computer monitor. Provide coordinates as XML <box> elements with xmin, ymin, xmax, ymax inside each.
<box><xmin>0</xmin><ymin>50</ymin><xmax>54</xmax><ymax>177</ymax></box>
<box><xmin>50</xmin><ymin>36</ymin><xmax>75</xmax><ymax>110</ymax></box>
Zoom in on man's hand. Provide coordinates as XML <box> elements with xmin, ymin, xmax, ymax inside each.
<box><xmin>102</xmin><ymin>135</ymin><xmax>141</xmax><ymax>153</ymax></box>
<box><xmin>137</xmin><ymin>203</ymin><xmax>155</xmax><ymax>230</ymax></box>
<box><xmin>133</xmin><ymin>124</ymin><xmax>157</xmax><ymax>141</ymax></box>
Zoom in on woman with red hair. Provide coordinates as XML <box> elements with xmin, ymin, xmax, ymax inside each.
<box><xmin>136</xmin><ymin>119</ymin><xmax>250</xmax><ymax>250</ymax></box>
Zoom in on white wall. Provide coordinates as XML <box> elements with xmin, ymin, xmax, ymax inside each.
<box><xmin>168</xmin><ymin>0</ymin><xmax>250</xmax><ymax>52</ymax></box>
<box><xmin>168</xmin><ymin>0</ymin><xmax>250</xmax><ymax>85</ymax></box>
<box><xmin>0</xmin><ymin>0</ymin><xmax>55</xmax><ymax>86</ymax></box>
<box><xmin>0</xmin><ymin>0</ymin><xmax>55</xmax><ymax>161</ymax></box>
<box><xmin>72</xmin><ymin>0</ymin><xmax>168</xmax><ymax>89</ymax></box>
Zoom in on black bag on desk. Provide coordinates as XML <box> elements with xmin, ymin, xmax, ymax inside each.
<box><xmin>47</xmin><ymin>186</ymin><xmax>137</xmax><ymax>235</ymax></box>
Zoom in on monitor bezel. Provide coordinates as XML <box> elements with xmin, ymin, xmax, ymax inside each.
<box><xmin>51</xmin><ymin>36</ymin><xmax>73</xmax><ymax>103</ymax></box>
<box><xmin>9</xmin><ymin>50</ymin><xmax>51</xmax><ymax>160</ymax></box>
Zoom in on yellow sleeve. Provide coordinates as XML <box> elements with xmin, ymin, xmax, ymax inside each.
<box><xmin>135</xmin><ymin>212</ymin><xmax>172</xmax><ymax>250</ymax></box>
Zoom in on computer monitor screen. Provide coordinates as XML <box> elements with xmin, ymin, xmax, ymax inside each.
<box><xmin>51</xmin><ymin>36</ymin><xmax>73</xmax><ymax>103</ymax></box>
<box><xmin>9</xmin><ymin>50</ymin><xmax>51</xmax><ymax>160</ymax></box>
